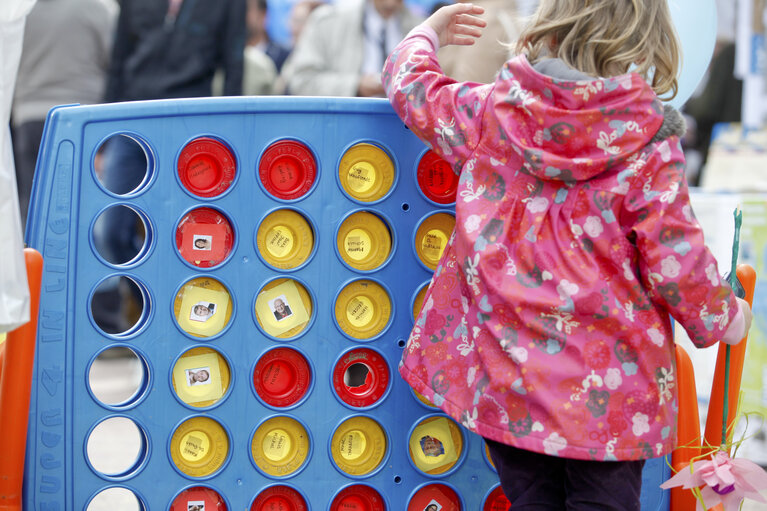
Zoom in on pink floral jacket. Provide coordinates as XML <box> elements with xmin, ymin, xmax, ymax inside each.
<box><xmin>383</xmin><ymin>28</ymin><xmax>740</xmax><ymax>461</ymax></box>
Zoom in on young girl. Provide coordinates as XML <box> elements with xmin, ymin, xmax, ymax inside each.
<box><xmin>383</xmin><ymin>1</ymin><xmax>753</xmax><ymax>508</ymax></box>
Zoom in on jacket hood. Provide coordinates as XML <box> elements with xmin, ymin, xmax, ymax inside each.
<box><xmin>492</xmin><ymin>55</ymin><xmax>665</xmax><ymax>183</ymax></box>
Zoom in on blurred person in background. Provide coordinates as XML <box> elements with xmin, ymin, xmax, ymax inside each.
<box><xmin>248</xmin><ymin>0</ymin><xmax>291</xmax><ymax>72</ymax></box>
<box><xmin>282</xmin><ymin>0</ymin><xmax>422</xmax><ymax>97</ymax></box>
<box><xmin>11</xmin><ymin>0</ymin><xmax>117</xmax><ymax>230</ymax></box>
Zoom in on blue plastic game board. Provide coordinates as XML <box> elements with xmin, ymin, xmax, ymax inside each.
<box><xmin>21</xmin><ymin>97</ymin><xmax>670</xmax><ymax>510</ymax></box>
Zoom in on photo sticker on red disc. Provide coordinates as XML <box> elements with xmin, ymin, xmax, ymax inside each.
<box><xmin>417</xmin><ymin>150</ymin><xmax>457</xmax><ymax>204</ymax></box>
<box><xmin>253</xmin><ymin>347</ymin><xmax>312</xmax><ymax>407</ymax></box>
<box><xmin>333</xmin><ymin>348</ymin><xmax>389</xmax><ymax>408</ymax></box>
<box><xmin>176</xmin><ymin>207</ymin><xmax>234</xmax><ymax>267</ymax></box>
<box><xmin>408</xmin><ymin>483</ymin><xmax>461</xmax><ymax>511</ymax></box>
<box><xmin>259</xmin><ymin>140</ymin><xmax>317</xmax><ymax>200</ymax></box>
<box><xmin>178</xmin><ymin>137</ymin><xmax>236</xmax><ymax>197</ymax></box>
<box><xmin>170</xmin><ymin>486</ymin><xmax>227</xmax><ymax>511</ymax></box>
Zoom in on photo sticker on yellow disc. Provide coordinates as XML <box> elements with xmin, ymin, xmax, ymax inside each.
<box><xmin>174</xmin><ymin>278</ymin><xmax>232</xmax><ymax>337</ymax></box>
<box><xmin>408</xmin><ymin>417</ymin><xmax>461</xmax><ymax>474</ymax></box>
<box><xmin>255</xmin><ymin>279</ymin><xmax>312</xmax><ymax>338</ymax></box>
<box><xmin>172</xmin><ymin>348</ymin><xmax>230</xmax><ymax>407</ymax></box>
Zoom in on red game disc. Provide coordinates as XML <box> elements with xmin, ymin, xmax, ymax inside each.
<box><xmin>170</xmin><ymin>486</ymin><xmax>227</xmax><ymax>511</ymax></box>
<box><xmin>253</xmin><ymin>348</ymin><xmax>312</xmax><ymax>407</ymax></box>
<box><xmin>417</xmin><ymin>150</ymin><xmax>457</xmax><ymax>204</ymax></box>
<box><xmin>483</xmin><ymin>486</ymin><xmax>510</xmax><ymax>511</ymax></box>
<box><xmin>408</xmin><ymin>483</ymin><xmax>461</xmax><ymax>511</ymax></box>
<box><xmin>259</xmin><ymin>140</ymin><xmax>317</xmax><ymax>200</ymax></box>
<box><xmin>178</xmin><ymin>137</ymin><xmax>236</xmax><ymax>197</ymax></box>
<box><xmin>175</xmin><ymin>207</ymin><xmax>234</xmax><ymax>267</ymax></box>
<box><xmin>329</xmin><ymin>485</ymin><xmax>385</xmax><ymax>511</ymax></box>
<box><xmin>251</xmin><ymin>485</ymin><xmax>308</xmax><ymax>511</ymax></box>
<box><xmin>332</xmin><ymin>348</ymin><xmax>390</xmax><ymax>408</ymax></box>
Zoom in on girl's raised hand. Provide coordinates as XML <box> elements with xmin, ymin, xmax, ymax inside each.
<box><xmin>425</xmin><ymin>3</ymin><xmax>487</xmax><ymax>48</ymax></box>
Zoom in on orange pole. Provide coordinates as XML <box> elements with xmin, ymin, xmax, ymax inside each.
<box><xmin>671</xmin><ymin>344</ymin><xmax>702</xmax><ymax>511</ymax></box>
<box><xmin>703</xmin><ymin>264</ymin><xmax>756</xmax><ymax>456</ymax></box>
<box><xmin>0</xmin><ymin>248</ymin><xmax>43</xmax><ymax>511</ymax></box>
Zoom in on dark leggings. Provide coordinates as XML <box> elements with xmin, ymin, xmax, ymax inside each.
<box><xmin>485</xmin><ymin>439</ymin><xmax>645</xmax><ymax>511</ymax></box>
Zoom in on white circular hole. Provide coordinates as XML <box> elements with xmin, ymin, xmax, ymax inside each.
<box><xmin>88</xmin><ymin>347</ymin><xmax>148</xmax><ymax>407</ymax></box>
<box><xmin>86</xmin><ymin>487</ymin><xmax>143</xmax><ymax>511</ymax></box>
<box><xmin>86</xmin><ymin>417</ymin><xmax>147</xmax><ymax>477</ymax></box>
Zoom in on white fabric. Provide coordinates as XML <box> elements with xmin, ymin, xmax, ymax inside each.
<box><xmin>0</xmin><ymin>0</ymin><xmax>36</xmax><ymax>333</ymax></box>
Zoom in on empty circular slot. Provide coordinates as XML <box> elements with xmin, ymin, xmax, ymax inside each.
<box><xmin>86</xmin><ymin>487</ymin><xmax>145</xmax><ymax>511</ymax></box>
<box><xmin>90</xmin><ymin>276</ymin><xmax>149</xmax><ymax>337</ymax></box>
<box><xmin>88</xmin><ymin>347</ymin><xmax>149</xmax><ymax>408</ymax></box>
<box><xmin>86</xmin><ymin>416</ymin><xmax>148</xmax><ymax>478</ymax></box>
<box><xmin>92</xmin><ymin>205</ymin><xmax>151</xmax><ymax>266</ymax></box>
<box><xmin>172</xmin><ymin>347</ymin><xmax>231</xmax><ymax>408</ymax></box>
<box><xmin>417</xmin><ymin>150</ymin><xmax>458</xmax><ymax>204</ymax></box>
<box><xmin>250</xmin><ymin>416</ymin><xmax>311</xmax><ymax>478</ymax></box>
<box><xmin>254</xmin><ymin>278</ymin><xmax>313</xmax><ymax>339</ymax></box>
<box><xmin>173</xmin><ymin>277</ymin><xmax>234</xmax><ymax>339</ymax></box>
<box><xmin>408</xmin><ymin>416</ymin><xmax>465</xmax><ymax>476</ymax></box>
<box><xmin>338</xmin><ymin>143</ymin><xmax>395</xmax><ymax>203</ymax></box>
<box><xmin>414</xmin><ymin>212</ymin><xmax>455</xmax><ymax>270</ymax></box>
<box><xmin>483</xmin><ymin>484</ymin><xmax>510</xmax><ymax>510</ymax></box>
<box><xmin>334</xmin><ymin>280</ymin><xmax>392</xmax><ymax>340</ymax></box>
<box><xmin>336</xmin><ymin>211</ymin><xmax>392</xmax><ymax>272</ymax></box>
<box><xmin>408</xmin><ymin>483</ymin><xmax>463</xmax><ymax>511</ymax></box>
<box><xmin>176</xmin><ymin>207</ymin><xmax>235</xmax><ymax>268</ymax></box>
<box><xmin>169</xmin><ymin>486</ymin><xmax>228</xmax><ymax>511</ymax></box>
<box><xmin>259</xmin><ymin>140</ymin><xmax>317</xmax><ymax>200</ymax></box>
<box><xmin>96</xmin><ymin>134</ymin><xmax>151</xmax><ymax>195</ymax></box>
<box><xmin>169</xmin><ymin>416</ymin><xmax>230</xmax><ymax>478</ymax></box>
<box><xmin>253</xmin><ymin>347</ymin><xmax>312</xmax><ymax>408</ymax></box>
<box><xmin>251</xmin><ymin>485</ymin><xmax>308</xmax><ymax>511</ymax></box>
<box><xmin>330</xmin><ymin>484</ymin><xmax>386</xmax><ymax>511</ymax></box>
<box><xmin>333</xmin><ymin>348</ymin><xmax>390</xmax><ymax>408</ymax></box>
<box><xmin>178</xmin><ymin>137</ymin><xmax>236</xmax><ymax>198</ymax></box>
<box><xmin>256</xmin><ymin>209</ymin><xmax>315</xmax><ymax>270</ymax></box>
<box><xmin>330</xmin><ymin>416</ymin><xmax>387</xmax><ymax>477</ymax></box>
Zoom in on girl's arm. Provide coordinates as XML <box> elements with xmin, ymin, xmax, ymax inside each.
<box><xmin>622</xmin><ymin>141</ymin><xmax>747</xmax><ymax>348</ymax></box>
<box><xmin>382</xmin><ymin>4</ymin><xmax>489</xmax><ymax>168</ymax></box>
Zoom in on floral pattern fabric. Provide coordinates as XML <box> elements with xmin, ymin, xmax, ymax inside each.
<box><xmin>383</xmin><ymin>32</ymin><xmax>739</xmax><ymax>461</ymax></box>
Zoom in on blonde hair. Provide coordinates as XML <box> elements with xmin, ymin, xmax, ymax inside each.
<box><xmin>517</xmin><ymin>0</ymin><xmax>680</xmax><ymax>99</ymax></box>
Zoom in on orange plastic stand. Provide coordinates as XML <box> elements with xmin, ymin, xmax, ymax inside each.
<box><xmin>0</xmin><ymin>248</ymin><xmax>43</xmax><ymax>511</ymax></box>
<box><xmin>670</xmin><ymin>264</ymin><xmax>756</xmax><ymax>511</ymax></box>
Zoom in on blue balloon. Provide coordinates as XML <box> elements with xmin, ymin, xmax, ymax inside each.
<box><xmin>667</xmin><ymin>0</ymin><xmax>717</xmax><ymax>108</ymax></box>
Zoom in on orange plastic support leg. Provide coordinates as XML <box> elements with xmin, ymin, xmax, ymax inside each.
<box><xmin>703</xmin><ymin>264</ymin><xmax>756</xmax><ymax>456</ymax></box>
<box><xmin>0</xmin><ymin>248</ymin><xmax>43</xmax><ymax>511</ymax></box>
<box><xmin>671</xmin><ymin>344</ymin><xmax>703</xmax><ymax>511</ymax></box>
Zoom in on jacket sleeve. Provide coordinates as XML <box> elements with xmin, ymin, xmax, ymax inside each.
<box><xmin>621</xmin><ymin>139</ymin><xmax>739</xmax><ymax>348</ymax></box>
<box><xmin>382</xmin><ymin>26</ymin><xmax>491</xmax><ymax>168</ymax></box>
<box><xmin>221</xmin><ymin>0</ymin><xmax>245</xmax><ymax>96</ymax></box>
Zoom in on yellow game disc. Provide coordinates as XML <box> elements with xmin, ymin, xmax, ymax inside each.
<box><xmin>334</xmin><ymin>280</ymin><xmax>391</xmax><ymax>340</ymax></box>
<box><xmin>255</xmin><ymin>278</ymin><xmax>313</xmax><ymax>339</ymax></box>
<box><xmin>408</xmin><ymin>416</ymin><xmax>464</xmax><ymax>475</ymax></box>
<box><xmin>414</xmin><ymin>213</ymin><xmax>455</xmax><ymax>270</ymax></box>
<box><xmin>413</xmin><ymin>389</ymin><xmax>436</xmax><ymax>408</ymax></box>
<box><xmin>256</xmin><ymin>209</ymin><xmax>314</xmax><ymax>270</ymax></box>
<box><xmin>338</xmin><ymin>143</ymin><xmax>395</xmax><ymax>202</ymax></box>
<box><xmin>485</xmin><ymin>441</ymin><xmax>496</xmax><ymax>470</ymax></box>
<box><xmin>171</xmin><ymin>347</ymin><xmax>231</xmax><ymax>408</ymax></box>
<box><xmin>251</xmin><ymin>416</ymin><xmax>310</xmax><ymax>477</ymax></box>
<box><xmin>173</xmin><ymin>277</ymin><xmax>233</xmax><ymax>338</ymax></box>
<box><xmin>330</xmin><ymin>416</ymin><xmax>387</xmax><ymax>476</ymax></box>
<box><xmin>412</xmin><ymin>283</ymin><xmax>429</xmax><ymax>322</ymax></box>
<box><xmin>336</xmin><ymin>211</ymin><xmax>391</xmax><ymax>271</ymax></box>
<box><xmin>170</xmin><ymin>416</ymin><xmax>229</xmax><ymax>478</ymax></box>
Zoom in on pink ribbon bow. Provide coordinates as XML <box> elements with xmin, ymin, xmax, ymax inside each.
<box><xmin>660</xmin><ymin>450</ymin><xmax>767</xmax><ymax>510</ymax></box>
